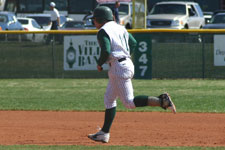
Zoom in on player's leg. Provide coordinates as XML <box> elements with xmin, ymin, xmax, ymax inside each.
<box><xmin>133</xmin><ymin>93</ymin><xmax>176</xmax><ymax>114</ymax></box>
<box><xmin>101</xmin><ymin>78</ymin><xmax>117</xmax><ymax>134</ymax></box>
<box><xmin>115</xmin><ymin>75</ymin><xmax>176</xmax><ymax>113</ymax></box>
<box><xmin>117</xmin><ymin>78</ymin><xmax>136</xmax><ymax>109</ymax></box>
<box><xmin>87</xmin><ymin>107</ymin><xmax>115</xmax><ymax>143</ymax></box>
<box><xmin>88</xmin><ymin>78</ymin><xmax>117</xmax><ymax>143</ymax></box>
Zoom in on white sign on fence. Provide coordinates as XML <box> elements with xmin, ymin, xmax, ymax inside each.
<box><xmin>214</xmin><ymin>35</ymin><xmax>225</xmax><ymax>66</ymax></box>
<box><xmin>64</xmin><ymin>35</ymin><xmax>108</xmax><ymax>70</ymax></box>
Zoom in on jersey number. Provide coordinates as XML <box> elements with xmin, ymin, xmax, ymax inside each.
<box><xmin>119</xmin><ymin>33</ymin><xmax>129</xmax><ymax>51</ymax></box>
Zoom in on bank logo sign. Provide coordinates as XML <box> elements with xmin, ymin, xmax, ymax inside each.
<box><xmin>214</xmin><ymin>35</ymin><xmax>225</xmax><ymax>66</ymax></box>
<box><xmin>64</xmin><ymin>35</ymin><xmax>108</xmax><ymax>70</ymax></box>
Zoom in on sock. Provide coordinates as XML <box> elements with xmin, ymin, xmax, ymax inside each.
<box><xmin>148</xmin><ymin>96</ymin><xmax>161</xmax><ymax>107</ymax></box>
<box><xmin>133</xmin><ymin>95</ymin><xmax>148</xmax><ymax>107</ymax></box>
<box><xmin>134</xmin><ymin>95</ymin><xmax>161</xmax><ymax>107</ymax></box>
<box><xmin>101</xmin><ymin>107</ymin><xmax>116</xmax><ymax>133</ymax></box>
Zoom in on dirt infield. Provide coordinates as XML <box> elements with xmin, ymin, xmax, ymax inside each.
<box><xmin>0</xmin><ymin>111</ymin><xmax>225</xmax><ymax>147</ymax></box>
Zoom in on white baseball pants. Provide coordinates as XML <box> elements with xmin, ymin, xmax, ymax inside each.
<box><xmin>104</xmin><ymin>58</ymin><xmax>136</xmax><ymax>109</ymax></box>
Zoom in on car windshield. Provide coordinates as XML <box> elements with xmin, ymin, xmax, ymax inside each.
<box><xmin>32</xmin><ymin>20</ymin><xmax>41</xmax><ymax>28</ymax></box>
<box><xmin>150</xmin><ymin>4</ymin><xmax>186</xmax><ymax>15</ymax></box>
<box><xmin>28</xmin><ymin>16</ymin><xmax>50</xmax><ymax>26</ymax></box>
<box><xmin>18</xmin><ymin>19</ymin><xmax>29</xmax><ymax>25</ymax></box>
<box><xmin>84</xmin><ymin>18</ymin><xmax>93</xmax><ymax>26</ymax></box>
<box><xmin>211</xmin><ymin>14</ymin><xmax>225</xmax><ymax>24</ymax></box>
<box><xmin>0</xmin><ymin>15</ymin><xmax>8</xmax><ymax>23</ymax></box>
<box><xmin>64</xmin><ymin>21</ymin><xmax>84</xmax><ymax>28</ymax></box>
<box><xmin>99</xmin><ymin>3</ymin><xmax>129</xmax><ymax>15</ymax></box>
<box><xmin>60</xmin><ymin>16</ymin><xmax>67</xmax><ymax>25</ymax></box>
<box><xmin>119</xmin><ymin>4</ymin><xmax>129</xmax><ymax>15</ymax></box>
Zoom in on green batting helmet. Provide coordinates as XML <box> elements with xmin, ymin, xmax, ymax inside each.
<box><xmin>92</xmin><ymin>6</ymin><xmax>113</xmax><ymax>21</ymax></box>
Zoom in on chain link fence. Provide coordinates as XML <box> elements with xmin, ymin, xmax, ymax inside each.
<box><xmin>0</xmin><ymin>30</ymin><xmax>224</xmax><ymax>79</ymax></box>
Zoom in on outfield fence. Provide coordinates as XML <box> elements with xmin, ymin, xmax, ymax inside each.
<box><xmin>0</xmin><ymin>29</ymin><xmax>225</xmax><ymax>79</ymax></box>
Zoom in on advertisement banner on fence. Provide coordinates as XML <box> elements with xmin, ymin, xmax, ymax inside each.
<box><xmin>63</xmin><ymin>34</ymin><xmax>152</xmax><ymax>79</ymax></box>
<box><xmin>214</xmin><ymin>35</ymin><xmax>225</xmax><ymax>66</ymax></box>
<box><xmin>64</xmin><ymin>35</ymin><xmax>108</xmax><ymax>70</ymax></box>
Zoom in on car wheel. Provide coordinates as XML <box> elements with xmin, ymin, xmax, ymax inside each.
<box><xmin>125</xmin><ymin>24</ymin><xmax>131</xmax><ymax>29</ymax></box>
<box><xmin>184</xmin><ymin>24</ymin><xmax>189</xmax><ymax>29</ymax></box>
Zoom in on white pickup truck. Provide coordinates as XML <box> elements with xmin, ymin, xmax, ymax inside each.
<box><xmin>147</xmin><ymin>1</ymin><xmax>205</xmax><ymax>29</ymax></box>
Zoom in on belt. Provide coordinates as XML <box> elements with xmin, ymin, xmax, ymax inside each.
<box><xmin>118</xmin><ymin>58</ymin><xmax>126</xmax><ymax>62</ymax></box>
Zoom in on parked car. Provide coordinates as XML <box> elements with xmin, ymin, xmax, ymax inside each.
<box><xmin>17</xmin><ymin>17</ymin><xmax>46</xmax><ymax>42</ymax></box>
<box><xmin>59</xmin><ymin>15</ymin><xmax>67</xmax><ymax>27</ymax></box>
<box><xmin>98</xmin><ymin>1</ymin><xmax>133</xmax><ymax>29</ymax></box>
<box><xmin>26</xmin><ymin>14</ymin><xmax>51</xmax><ymax>30</ymax></box>
<box><xmin>26</xmin><ymin>14</ymin><xmax>73</xmax><ymax>30</ymax></box>
<box><xmin>0</xmin><ymin>12</ymin><xmax>24</xmax><ymax>41</ymax></box>
<box><xmin>83</xmin><ymin>14</ymin><xmax>96</xmax><ymax>29</ymax></box>
<box><xmin>60</xmin><ymin>21</ymin><xmax>85</xmax><ymax>30</ymax></box>
<box><xmin>18</xmin><ymin>17</ymin><xmax>42</xmax><ymax>31</ymax></box>
<box><xmin>147</xmin><ymin>1</ymin><xmax>205</xmax><ymax>29</ymax></box>
<box><xmin>203</xmin><ymin>12</ymin><xmax>225</xmax><ymax>29</ymax></box>
<box><xmin>0</xmin><ymin>12</ymin><xmax>24</xmax><ymax>30</ymax></box>
<box><xmin>203</xmin><ymin>11</ymin><xmax>213</xmax><ymax>24</ymax></box>
<box><xmin>59</xmin><ymin>15</ymin><xmax>74</xmax><ymax>27</ymax></box>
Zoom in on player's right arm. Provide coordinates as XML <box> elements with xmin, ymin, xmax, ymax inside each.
<box><xmin>97</xmin><ymin>29</ymin><xmax>111</xmax><ymax>67</ymax></box>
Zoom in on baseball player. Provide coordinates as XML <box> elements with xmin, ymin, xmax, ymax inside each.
<box><xmin>88</xmin><ymin>6</ymin><xmax>176</xmax><ymax>143</ymax></box>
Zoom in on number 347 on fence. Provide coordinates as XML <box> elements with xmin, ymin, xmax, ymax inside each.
<box><xmin>133</xmin><ymin>34</ymin><xmax>152</xmax><ymax>79</ymax></box>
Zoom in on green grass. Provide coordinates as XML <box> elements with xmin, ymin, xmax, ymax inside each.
<box><xmin>0</xmin><ymin>79</ymin><xmax>224</xmax><ymax>112</ymax></box>
<box><xmin>0</xmin><ymin>79</ymin><xmax>225</xmax><ymax>150</ymax></box>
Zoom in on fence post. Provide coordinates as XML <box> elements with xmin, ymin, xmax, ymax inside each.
<box><xmin>202</xmin><ymin>33</ymin><xmax>205</xmax><ymax>79</ymax></box>
<box><xmin>51</xmin><ymin>35</ymin><xmax>55</xmax><ymax>78</ymax></box>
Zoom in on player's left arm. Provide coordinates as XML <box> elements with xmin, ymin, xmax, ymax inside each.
<box><xmin>97</xmin><ymin>29</ymin><xmax>111</xmax><ymax>71</ymax></box>
<box><xmin>128</xmin><ymin>33</ymin><xmax>137</xmax><ymax>55</ymax></box>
